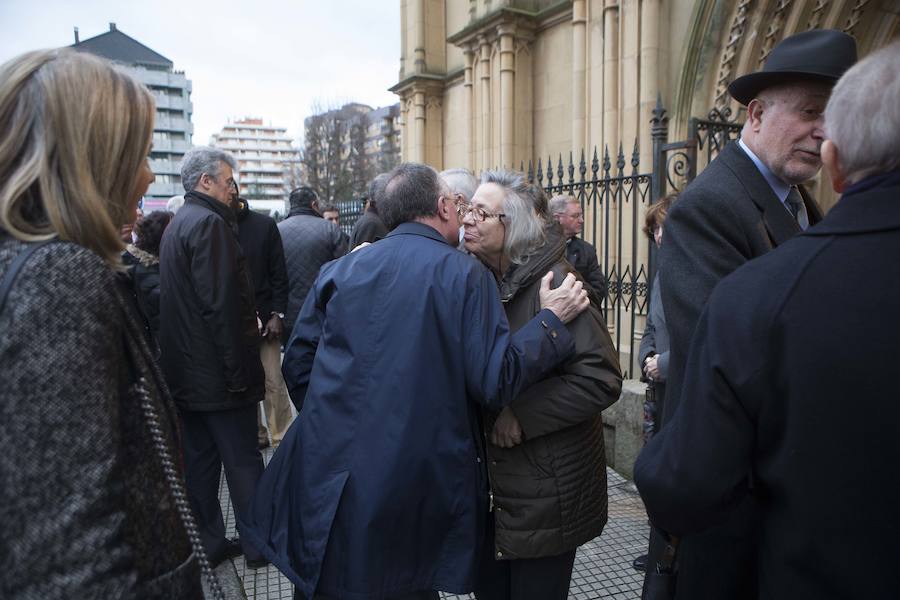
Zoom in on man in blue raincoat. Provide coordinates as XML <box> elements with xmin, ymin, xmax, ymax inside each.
<box><xmin>243</xmin><ymin>163</ymin><xmax>591</xmax><ymax>600</ymax></box>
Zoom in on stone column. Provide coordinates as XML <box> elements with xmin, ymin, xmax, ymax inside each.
<box><xmin>498</xmin><ymin>24</ymin><xmax>516</xmax><ymax>168</ymax></box>
<box><xmin>479</xmin><ymin>36</ymin><xmax>492</xmax><ymax>170</ymax></box>
<box><xmin>572</xmin><ymin>0</ymin><xmax>587</xmax><ymax>154</ymax></box>
<box><xmin>602</xmin><ymin>0</ymin><xmax>620</xmax><ymax>334</ymax></box>
<box><xmin>463</xmin><ymin>45</ymin><xmax>476</xmax><ymax>171</ymax></box>
<box><xmin>602</xmin><ymin>1</ymin><xmax>619</xmax><ymax>155</ymax></box>
<box><xmin>639</xmin><ymin>0</ymin><xmax>660</xmax><ymax>166</ymax></box>
<box><xmin>399</xmin><ymin>1</ymin><xmax>407</xmax><ymax>79</ymax></box>
<box><xmin>621</xmin><ymin>0</ymin><xmax>639</xmax><ymax>150</ymax></box>
<box><xmin>399</xmin><ymin>94</ymin><xmax>410</xmax><ymax>161</ymax></box>
<box><xmin>413</xmin><ymin>89</ymin><xmax>426</xmax><ymax>162</ymax></box>
<box><xmin>413</xmin><ymin>0</ymin><xmax>426</xmax><ymax>73</ymax></box>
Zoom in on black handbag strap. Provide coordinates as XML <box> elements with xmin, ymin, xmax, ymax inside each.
<box><xmin>0</xmin><ymin>240</ymin><xmax>53</xmax><ymax>314</ymax></box>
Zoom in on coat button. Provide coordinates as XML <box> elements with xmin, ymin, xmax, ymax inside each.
<box><xmin>550</xmin><ymin>330</ymin><xmax>558</xmax><ymax>338</ymax></box>
<box><xmin>476</xmin><ymin>457</ymin><xmax>482</xmax><ymax>463</ymax></box>
<box><xmin>491</xmin><ymin>460</ymin><xmax>497</xmax><ymax>466</ymax></box>
<box><xmin>496</xmin><ymin>551</ymin><xmax>503</xmax><ymax>558</ymax></box>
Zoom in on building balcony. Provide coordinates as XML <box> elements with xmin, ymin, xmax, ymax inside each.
<box><xmin>243</xmin><ymin>177</ymin><xmax>285</xmax><ymax>185</ymax></box>
<box><xmin>146</xmin><ymin>180</ymin><xmax>183</xmax><ymax>198</ymax></box>
<box><xmin>155</xmin><ymin>115</ymin><xmax>194</xmax><ymax>133</ymax></box>
<box><xmin>240</xmin><ymin>166</ymin><xmax>284</xmax><ymax>175</ymax></box>
<box><xmin>134</xmin><ymin>68</ymin><xmax>190</xmax><ymax>90</ymax></box>
<box><xmin>153</xmin><ymin>94</ymin><xmax>190</xmax><ymax>111</ymax></box>
<box><xmin>151</xmin><ymin>138</ymin><xmax>191</xmax><ymax>155</ymax></box>
<box><xmin>149</xmin><ymin>158</ymin><xmax>181</xmax><ymax>176</ymax></box>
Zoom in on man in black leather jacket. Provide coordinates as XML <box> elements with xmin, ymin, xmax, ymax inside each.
<box><xmin>159</xmin><ymin>146</ymin><xmax>267</xmax><ymax>569</ymax></box>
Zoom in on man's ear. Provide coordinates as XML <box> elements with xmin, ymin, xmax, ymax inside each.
<box><xmin>821</xmin><ymin>140</ymin><xmax>847</xmax><ymax>193</ymax></box>
<box><xmin>746</xmin><ymin>98</ymin><xmax>765</xmax><ymax>132</ymax></box>
<box><xmin>438</xmin><ymin>195</ymin><xmax>451</xmax><ymax>220</ymax></box>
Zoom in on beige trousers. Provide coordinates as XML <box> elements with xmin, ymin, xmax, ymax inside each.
<box><xmin>257</xmin><ymin>334</ymin><xmax>293</xmax><ymax>445</ymax></box>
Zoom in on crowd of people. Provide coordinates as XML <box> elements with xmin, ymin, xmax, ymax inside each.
<box><xmin>0</xmin><ymin>27</ymin><xmax>898</xmax><ymax>600</ymax></box>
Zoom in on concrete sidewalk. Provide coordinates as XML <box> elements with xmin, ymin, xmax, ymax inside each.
<box><xmin>214</xmin><ymin>450</ymin><xmax>649</xmax><ymax>599</ymax></box>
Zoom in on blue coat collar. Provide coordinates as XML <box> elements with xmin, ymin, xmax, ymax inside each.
<box><xmin>387</xmin><ymin>221</ymin><xmax>451</xmax><ymax>245</ymax></box>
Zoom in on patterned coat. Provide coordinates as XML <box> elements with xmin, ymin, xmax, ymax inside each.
<box><xmin>0</xmin><ymin>238</ymin><xmax>201</xmax><ymax>599</ymax></box>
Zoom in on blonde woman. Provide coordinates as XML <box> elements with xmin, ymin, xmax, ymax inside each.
<box><xmin>0</xmin><ymin>49</ymin><xmax>207</xmax><ymax>598</ymax></box>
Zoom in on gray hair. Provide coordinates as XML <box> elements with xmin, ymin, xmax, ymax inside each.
<box><xmin>380</xmin><ymin>163</ymin><xmax>446</xmax><ymax>230</ymax></box>
<box><xmin>825</xmin><ymin>41</ymin><xmax>900</xmax><ymax>184</ymax></box>
<box><xmin>181</xmin><ymin>146</ymin><xmax>237</xmax><ymax>192</ymax></box>
<box><xmin>548</xmin><ymin>194</ymin><xmax>577</xmax><ymax>216</ymax></box>
<box><xmin>166</xmin><ymin>194</ymin><xmax>185</xmax><ymax>213</ymax></box>
<box><xmin>367</xmin><ymin>172</ymin><xmax>390</xmax><ymax>206</ymax></box>
<box><xmin>480</xmin><ymin>169</ymin><xmax>546</xmax><ymax>265</ymax></box>
<box><xmin>440</xmin><ymin>168</ymin><xmax>478</xmax><ymax>202</ymax></box>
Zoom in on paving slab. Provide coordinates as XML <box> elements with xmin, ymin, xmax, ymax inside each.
<box><xmin>218</xmin><ymin>450</ymin><xmax>649</xmax><ymax>599</ymax></box>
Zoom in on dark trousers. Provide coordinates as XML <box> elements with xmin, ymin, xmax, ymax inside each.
<box><xmin>180</xmin><ymin>403</ymin><xmax>265</xmax><ymax>562</ymax></box>
<box><xmin>652</xmin><ymin>382</ymin><xmax>666</xmax><ymax>433</ymax></box>
<box><xmin>642</xmin><ymin>497</ymin><xmax>759</xmax><ymax>600</ymax></box>
<box><xmin>475</xmin><ymin>549</ymin><xmax>576</xmax><ymax>600</ymax></box>
<box><xmin>305</xmin><ymin>592</ymin><xmax>438</xmax><ymax>600</ymax></box>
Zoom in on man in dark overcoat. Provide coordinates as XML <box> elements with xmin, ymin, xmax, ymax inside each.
<box><xmin>550</xmin><ymin>194</ymin><xmax>607</xmax><ymax>299</ymax></box>
<box><xmin>635</xmin><ymin>41</ymin><xmax>900</xmax><ymax>598</ymax></box>
<box><xmin>641</xmin><ymin>29</ymin><xmax>857</xmax><ymax>598</ymax></box>
<box><xmin>159</xmin><ymin>146</ymin><xmax>267</xmax><ymax>567</ymax></box>
<box><xmin>242</xmin><ymin>163</ymin><xmax>592</xmax><ymax>600</ymax></box>
<box><xmin>348</xmin><ymin>173</ymin><xmax>390</xmax><ymax>249</ymax></box>
<box><xmin>231</xmin><ymin>187</ymin><xmax>292</xmax><ymax>449</ymax></box>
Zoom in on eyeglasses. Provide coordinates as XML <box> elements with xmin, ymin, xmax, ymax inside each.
<box><xmin>456</xmin><ymin>201</ymin><xmax>505</xmax><ymax>223</ymax></box>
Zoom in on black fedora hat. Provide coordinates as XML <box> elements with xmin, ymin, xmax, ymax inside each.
<box><xmin>728</xmin><ymin>29</ymin><xmax>857</xmax><ymax>106</ymax></box>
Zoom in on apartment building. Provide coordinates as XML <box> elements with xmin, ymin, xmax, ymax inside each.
<box><xmin>72</xmin><ymin>23</ymin><xmax>193</xmax><ymax>210</ymax></box>
<box><xmin>210</xmin><ymin>118</ymin><xmax>301</xmax><ymax>216</ymax></box>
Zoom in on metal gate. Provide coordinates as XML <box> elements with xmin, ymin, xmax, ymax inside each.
<box><xmin>526</xmin><ymin>98</ymin><xmax>743</xmax><ymax>377</ymax></box>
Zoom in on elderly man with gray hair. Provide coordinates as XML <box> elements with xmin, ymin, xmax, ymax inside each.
<box><xmin>635</xmin><ymin>41</ymin><xmax>900</xmax><ymax>597</ymax></box>
<box><xmin>440</xmin><ymin>168</ymin><xmax>478</xmax><ymax>205</ymax></box>
<box><xmin>349</xmin><ymin>173</ymin><xmax>390</xmax><ymax>249</ymax></box>
<box><xmin>462</xmin><ymin>170</ymin><xmax>622</xmax><ymax>600</ymax></box>
<box><xmin>159</xmin><ymin>146</ymin><xmax>269</xmax><ymax>569</ymax></box>
<box><xmin>549</xmin><ymin>194</ymin><xmax>607</xmax><ymax>299</ymax></box>
<box><xmin>440</xmin><ymin>168</ymin><xmax>478</xmax><ymax>248</ymax></box>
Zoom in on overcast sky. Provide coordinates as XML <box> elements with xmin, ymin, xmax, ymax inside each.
<box><xmin>0</xmin><ymin>0</ymin><xmax>401</xmax><ymax>145</ymax></box>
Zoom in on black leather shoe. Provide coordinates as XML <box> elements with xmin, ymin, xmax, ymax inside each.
<box><xmin>210</xmin><ymin>537</ymin><xmax>243</xmax><ymax>568</ymax></box>
<box><xmin>245</xmin><ymin>557</ymin><xmax>270</xmax><ymax>570</ymax></box>
<box><xmin>632</xmin><ymin>553</ymin><xmax>648</xmax><ymax>572</ymax></box>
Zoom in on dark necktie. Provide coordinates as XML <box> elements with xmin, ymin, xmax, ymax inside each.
<box><xmin>786</xmin><ymin>186</ymin><xmax>804</xmax><ymax>228</ymax></box>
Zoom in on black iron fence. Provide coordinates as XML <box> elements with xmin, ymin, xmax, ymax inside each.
<box><xmin>525</xmin><ymin>98</ymin><xmax>743</xmax><ymax>377</ymax></box>
<box><xmin>334</xmin><ymin>198</ymin><xmax>366</xmax><ymax>237</ymax></box>
<box><xmin>526</xmin><ymin>143</ymin><xmax>651</xmax><ymax>379</ymax></box>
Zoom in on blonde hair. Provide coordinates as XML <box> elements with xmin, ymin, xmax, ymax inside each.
<box><xmin>0</xmin><ymin>48</ymin><xmax>155</xmax><ymax>266</ymax></box>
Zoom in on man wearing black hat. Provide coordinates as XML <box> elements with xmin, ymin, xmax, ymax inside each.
<box><xmin>635</xmin><ymin>29</ymin><xmax>857</xmax><ymax>599</ymax></box>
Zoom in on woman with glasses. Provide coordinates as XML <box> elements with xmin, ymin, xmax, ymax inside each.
<box><xmin>460</xmin><ymin>170</ymin><xmax>622</xmax><ymax>600</ymax></box>
<box><xmin>0</xmin><ymin>49</ymin><xmax>205</xmax><ymax>598</ymax></box>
